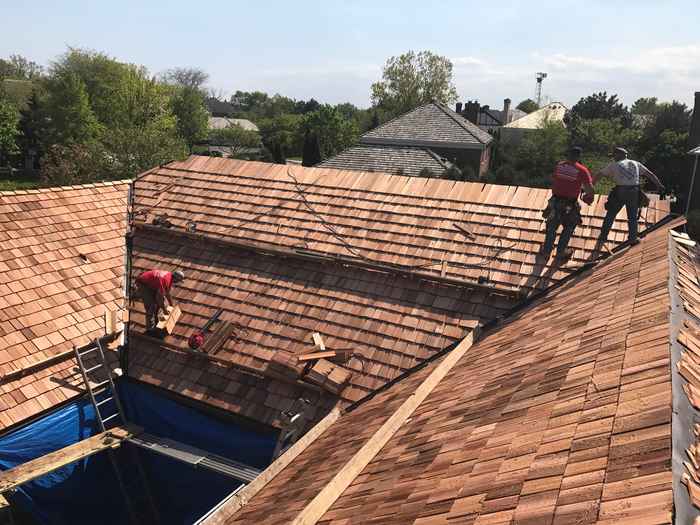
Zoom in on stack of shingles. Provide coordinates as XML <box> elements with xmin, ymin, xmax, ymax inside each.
<box><xmin>675</xmin><ymin>236</ymin><xmax>700</xmax><ymax>515</ymax></box>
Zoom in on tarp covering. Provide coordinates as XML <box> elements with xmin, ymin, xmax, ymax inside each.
<box><xmin>0</xmin><ymin>379</ymin><xmax>278</xmax><ymax>524</ymax></box>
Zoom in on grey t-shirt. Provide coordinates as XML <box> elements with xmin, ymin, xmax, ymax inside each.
<box><xmin>600</xmin><ymin>159</ymin><xmax>651</xmax><ymax>186</ymax></box>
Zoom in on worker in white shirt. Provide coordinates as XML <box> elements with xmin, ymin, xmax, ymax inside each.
<box><xmin>593</xmin><ymin>147</ymin><xmax>664</xmax><ymax>248</ymax></box>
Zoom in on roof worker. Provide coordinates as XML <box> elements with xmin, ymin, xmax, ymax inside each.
<box><xmin>539</xmin><ymin>146</ymin><xmax>595</xmax><ymax>263</ymax></box>
<box><xmin>135</xmin><ymin>269</ymin><xmax>185</xmax><ymax>332</ymax></box>
<box><xmin>594</xmin><ymin>147</ymin><xmax>665</xmax><ymax>249</ymax></box>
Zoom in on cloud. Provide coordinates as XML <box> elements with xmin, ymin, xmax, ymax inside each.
<box><xmin>451</xmin><ymin>56</ymin><xmax>485</xmax><ymax>67</ymax></box>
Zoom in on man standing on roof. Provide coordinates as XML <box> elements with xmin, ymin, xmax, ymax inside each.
<box><xmin>540</xmin><ymin>147</ymin><xmax>595</xmax><ymax>262</ymax></box>
<box><xmin>594</xmin><ymin>147</ymin><xmax>665</xmax><ymax>248</ymax></box>
<box><xmin>135</xmin><ymin>269</ymin><xmax>185</xmax><ymax>331</ymax></box>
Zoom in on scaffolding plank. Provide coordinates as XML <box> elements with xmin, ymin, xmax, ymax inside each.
<box><xmin>0</xmin><ymin>425</ymin><xmax>142</xmax><ymax>493</ymax></box>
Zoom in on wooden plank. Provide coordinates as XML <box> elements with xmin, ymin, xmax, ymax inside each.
<box><xmin>156</xmin><ymin>305</ymin><xmax>181</xmax><ymax>335</ymax></box>
<box><xmin>0</xmin><ymin>425</ymin><xmax>142</xmax><ymax>493</ymax></box>
<box><xmin>104</xmin><ymin>309</ymin><xmax>119</xmax><ymax>336</ymax></box>
<box><xmin>297</xmin><ymin>351</ymin><xmax>339</xmax><ymax>363</ymax></box>
<box><xmin>200</xmin><ymin>322</ymin><xmax>235</xmax><ymax>354</ymax></box>
<box><xmin>291</xmin><ymin>330</ymin><xmax>477</xmax><ymax>525</ymax></box>
<box><xmin>311</xmin><ymin>332</ymin><xmax>326</xmax><ymax>351</ymax></box>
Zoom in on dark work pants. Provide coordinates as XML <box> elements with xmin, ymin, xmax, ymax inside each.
<box><xmin>138</xmin><ymin>284</ymin><xmax>159</xmax><ymax>330</ymax></box>
<box><xmin>599</xmin><ymin>186</ymin><xmax>639</xmax><ymax>244</ymax></box>
<box><xmin>543</xmin><ymin>217</ymin><xmax>576</xmax><ymax>258</ymax></box>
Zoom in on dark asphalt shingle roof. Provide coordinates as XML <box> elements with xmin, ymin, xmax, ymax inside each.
<box><xmin>361</xmin><ymin>102</ymin><xmax>493</xmax><ymax>149</ymax></box>
<box><xmin>317</xmin><ymin>144</ymin><xmax>450</xmax><ymax>177</ymax></box>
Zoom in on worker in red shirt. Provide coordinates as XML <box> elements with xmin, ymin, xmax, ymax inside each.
<box><xmin>135</xmin><ymin>269</ymin><xmax>185</xmax><ymax>331</ymax></box>
<box><xmin>540</xmin><ymin>147</ymin><xmax>595</xmax><ymax>262</ymax></box>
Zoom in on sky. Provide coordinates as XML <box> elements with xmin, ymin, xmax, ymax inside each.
<box><xmin>2</xmin><ymin>1</ymin><xmax>698</xmax><ymax>110</ymax></box>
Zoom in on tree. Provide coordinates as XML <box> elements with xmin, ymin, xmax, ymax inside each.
<box><xmin>0</xmin><ymin>54</ymin><xmax>43</xmax><ymax>80</ymax></box>
<box><xmin>301</xmin><ymin>105</ymin><xmax>358</xmax><ymax>161</ymax></box>
<box><xmin>516</xmin><ymin>99</ymin><xmax>539</xmax><ymax>114</ymax></box>
<box><xmin>258</xmin><ymin>113</ymin><xmax>303</xmax><ymax>158</ymax></box>
<box><xmin>40</xmin><ymin>142</ymin><xmax>110</xmax><ymax>186</ymax></box>
<box><xmin>160</xmin><ymin>67</ymin><xmax>209</xmax><ymax>90</ymax></box>
<box><xmin>171</xmin><ymin>86</ymin><xmax>209</xmax><ymax>151</ymax></box>
<box><xmin>0</xmin><ymin>89</ymin><xmax>20</xmax><ymax>165</ymax></box>
<box><xmin>569</xmin><ymin>118</ymin><xmax>640</xmax><ymax>157</ymax></box>
<box><xmin>271</xmin><ymin>141</ymin><xmax>286</xmax><ymax>164</ymax></box>
<box><xmin>369</xmin><ymin>112</ymin><xmax>380</xmax><ymax>130</ymax></box>
<box><xmin>631</xmin><ymin>97</ymin><xmax>660</xmax><ymax>115</ymax></box>
<box><xmin>371</xmin><ymin>50</ymin><xmax>458</xmax><ymax>117</ymax></box>
<box><xmin>18</xmin><ymin>90</ymin><xmax>46</xmax><ymax>168</ymax></box>
<box><xmin>302</xmin><ymin>132</ymin><xmax>321</xmax><ymax>166</ymax></box>
<box><xmin>208</xmin><ymin>124</ymin><xmax>260</xmax><ymax>157</ymax></box>
<box><xmin>513</xmin><ymin>120</ymin><xmax>570</xmax><ymax>186</ymax></box>
<box><xmin>43</xmin><ymin>72</ymin><xmax>101</xmax><ymax>145</ymax></box>
<box><xmin>568</xmin><ymin>92</ymin><xmax>632</xmax><ymax>127</ymax></box>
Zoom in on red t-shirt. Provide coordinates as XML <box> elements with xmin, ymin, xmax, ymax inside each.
<box><xmin>551</xmin><ymin>161</ymin><xmax>592</xmax><ymax>199</ymax></box>
<box><xmin>136</xmin><ymin>270</ymin><xmax>173</xmax><ymax>295</ymax></box>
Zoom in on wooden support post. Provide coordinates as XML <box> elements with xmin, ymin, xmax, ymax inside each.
<box><xmin>0</xmin><ymin>425</ymin><xmax>142</xmax><ymax>493</ymax></box>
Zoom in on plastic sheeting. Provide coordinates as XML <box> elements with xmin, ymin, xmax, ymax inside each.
<box><xmin>0</xmin><ymin>379</ymin><xmax>278</xmax><ymax>525</ymax></box>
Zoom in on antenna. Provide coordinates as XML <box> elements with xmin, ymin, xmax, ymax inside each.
<box><xmin>535</xmin><ymin>72</ymin><xmax>548</xmax><ymax>107</ymax></box>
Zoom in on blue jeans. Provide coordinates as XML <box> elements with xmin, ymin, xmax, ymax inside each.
<box><xmin>599</xmin><ymin>186</ymin><xmax>639</xmax><ymax>244</ymax></box>
<box><xmin>542</xmin><ymin>197</ymin><xmax>580</xmax><ymax>257</ymax></box>
<box><xmin>543</xmin><ymin>216</ymin><xmax>576</xmax><ymax>257</ymax></box>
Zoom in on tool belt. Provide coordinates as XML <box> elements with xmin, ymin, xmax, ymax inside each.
<box><xmin>542</xmin><ymin>196</ymin><xmax>582</xmax><ymax>227</ymax></box>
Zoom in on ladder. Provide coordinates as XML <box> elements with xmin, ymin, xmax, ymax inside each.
<box><xmin>74</xmin><ymin>339</ymin><xmax>160</xmax><ymax>525</ymax></box>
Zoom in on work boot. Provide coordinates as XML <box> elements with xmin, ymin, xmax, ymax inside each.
<box><xmin>630</xmin><ymin>238</ymin><xmax>641</xmax><ymax>246</ymax></box>
<box><xmin>555</xmin><ymin>248</ymin><xmax>574</xmax><ymax>263</ymax></box>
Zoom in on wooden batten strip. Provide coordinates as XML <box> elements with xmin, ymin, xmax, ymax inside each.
<box><xmin>201</xmin><ymin>406</ymin><xmax>342</xmax><ymax>525</ymax></box>
<box><xmin>291</xmin><ymin>330</ymin><xmax>477</xmax><ymax>525</ymax></box>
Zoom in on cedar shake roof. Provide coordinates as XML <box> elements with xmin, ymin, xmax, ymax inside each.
<box><xmin>125</xmin><ymin>157</ymin><xmax>669</xmax><ymax>430</ymax></box>
<box><xmin>361</xmin><ymin>103</ymin><xmax>494</xmax><ymax>149</ymax></box>
<box><xmin>317</xmin><ymin>144</ymin><xmax>450</xmax><ymax>178</ymax></box>
<box><xmin>0</xmin><ymin>182</ymin><xmax>128</xmax><ymax>431</ymax></box>
<box><xmin>209</xmin><ymin>218</ymin><xmax>687</xmax><ymax>525</ymax></box>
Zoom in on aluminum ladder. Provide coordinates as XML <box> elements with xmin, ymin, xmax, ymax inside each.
<box><xmin>74</xmin><ymin>339</ymin><xmax>160</xmax><ymax>524</ymax></box>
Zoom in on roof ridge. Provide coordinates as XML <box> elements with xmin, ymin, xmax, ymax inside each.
<box><xmin>433</xmin><ymin>102</ymin><xmax>492</xmax><ymax>144</ymax></box>
<box><xmin>0</xmin><ymin>179</ymin><xmax>131</xmax><ymax>196</ymax></box>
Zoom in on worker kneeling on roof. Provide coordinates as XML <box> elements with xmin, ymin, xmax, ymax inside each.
<box><xmin>135</xmin><ymin>269</ymin><xmax>184</xmax><ymax>332</ymax></box>
<box><xmin>540</xmin><ymin>146</ymin><xmax>594</xmax><ymax>262</ymax></box>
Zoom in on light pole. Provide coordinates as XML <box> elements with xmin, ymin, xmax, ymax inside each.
<box><xmin>687</xmin><ymin>146</ymin><xmax>700</xmax><ymax>216</ymax></box>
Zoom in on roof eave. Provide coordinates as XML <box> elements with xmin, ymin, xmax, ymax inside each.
<box><xmin>359</xmin><ymin>137</ymin><xmax>489</xmax><ymax>150</ymax></box>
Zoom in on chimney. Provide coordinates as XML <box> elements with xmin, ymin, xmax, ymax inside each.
<box><xmin>690</xmin><ymin>92</ymin><xmax>700</xmax><ymax>149</ymax></box>
<box><xmin>455</xmin><ymin>102</ymin><xmax>463</xmax><ymax>114</ymax></box>
<box><xmin>463</xmin><ymin>100</ymin><xmax>480</xmax><ymax>125</ymax></box>
<box><xmin>502</xmin><ymin>98</ymin><xmax>512</xmax><ymax>125</ymax></box>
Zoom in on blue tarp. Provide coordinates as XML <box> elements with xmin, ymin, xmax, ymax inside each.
<box><xmin>0</xmin><ymin>379</ymin><xmax>278</xmax><ymax>525</ymax></box>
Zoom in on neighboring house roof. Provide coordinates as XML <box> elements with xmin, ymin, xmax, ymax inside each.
<box><xmin>317</xmin><ymin>144</ymin><xmax>451</xmax><ymax>178</ymax></box>
<box><xmin>361</xmin><ymin>102</ymin><xmax>494</xmax><ymax>150</ymax></box>
<box><xmin>504</xmin><ymin>102</ymin><xmax>568</xmax><ymax>129</ymax></box>
<box><xmin>208</xmin><ymin>117</ymin><xmax>259</xmax><ymax>132</ymax></box>
<box><xmin>208</xmin><ymin>217</ymin><xmax>686</xmax><ymax>525</ymax></box>
<box><xmin>126</xmin><ymin>157</ymin><xmax>667</xmax><ymax>430</ymax></box>
<box><xmin>477</xmin><ymin>107</ymin><xmax>528</xmax><ymax>129</ymax></box>
<box><xmin>205</xmin><ymin>97</ymin><xmax>237</xmax><ymax>118</ymax></box>
<box><xmin>0</xmin><ymin>181</ymin><xmax>128</xmax><ymax>431</ymax></box>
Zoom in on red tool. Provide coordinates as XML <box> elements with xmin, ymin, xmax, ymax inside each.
<box><xmin>188</xmin><ymin>308</ymin><xmax>223</xmax><ymax>349</ymax></box>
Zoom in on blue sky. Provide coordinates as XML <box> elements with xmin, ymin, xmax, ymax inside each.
<box><xmin>2</xmin><ymin>1</ymin><xmax>698</xmax><ymax>109</ymax></box>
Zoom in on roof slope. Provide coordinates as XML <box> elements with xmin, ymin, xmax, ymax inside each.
<box><xmin>132</xmin><ymin>156</ymin><xmax>667</xmax><ymax>295</ymax></box>
<box><xmin>361</xmin><ymin>103</ymin><xmax>494</xmax><ymax>149</ymax></box>
<box><xmin>0</xmin><ymin>182</ymin><xmax>127</xmax><ymax>430</ymax></box>
<box><xmin>215</xmin><ymin>220</ymin><xmax>682</xmax><ymax>525</ymax></box>
<box><xmin>317</xmin><ymin>144</ymin><xmax>450</xmax><ymax>178</ymax></box>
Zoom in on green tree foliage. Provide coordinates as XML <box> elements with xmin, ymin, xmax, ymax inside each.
<box><xmin>569</xmin><ymin>118</ymin><xmax>641</xmax><ymax>156</ymax></box>
<box><xmin>631</xmin><ymin>97</ymin><xmax>660</xmax><ymax>115</ymax></box>
<box><xmin>208</xmin><ymin>124</ymin><xmax>261</xmax><ymax>157</ymax></box>
<box><xmin>43</xmin><ymin>72</ymin><xmax>102</xmax><ymax>145</ymax></box>
<box><xmin>161</xmin><ymin>67</ymin><xmax>209</xmax><ymax>90</ymax></box>
<box><xmin>0</xmin><ymin>54</ymin><xmax>43</xmax><ymax>80</ymax></box>
<box><xmin>371</xmin><ymin>50</ymin><xmax>458</xmax><ymax>117</ymax></box>
<box><xmin>171</xmin><ymin>86</ymin><xmax>209</xmax><ymax>151</ymax></box>
<box><xmin>40</xmin><ymin>142</ymin><xmax>110</xmax><ymax>186</ymax></box>
<box><xmin>568</xmin><ymin>92</ymin><xmax>632</xmax><ymax>126</ymax></box>
<box><xmin>0</xmin><ymin>88</ymin><xmax>21</xmax><ymax>165</ymax></box>
<box><xmin>18</xmin><ymin>90</ymin><xmax>46</xmax><ymax>166</ymax></box>
<box><xmin>258</xmin><ymin>113</ymin><xmax>303</xmax><ymax>159</ymax></box>
<box><xmin>516</xmin><ymin>99</ymin><xmax>539</xmax><ymax>114</ymax></box>
<box><xmin>301</xmin><ymin>105</ymin><xmax>358</xmax><ymax>161</ymax></box>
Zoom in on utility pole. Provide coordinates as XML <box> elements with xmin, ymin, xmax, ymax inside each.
<box><xmin>535</xmin><ymin>72</ymin><xmax>547</xmax><ymax>107</ymax></box>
